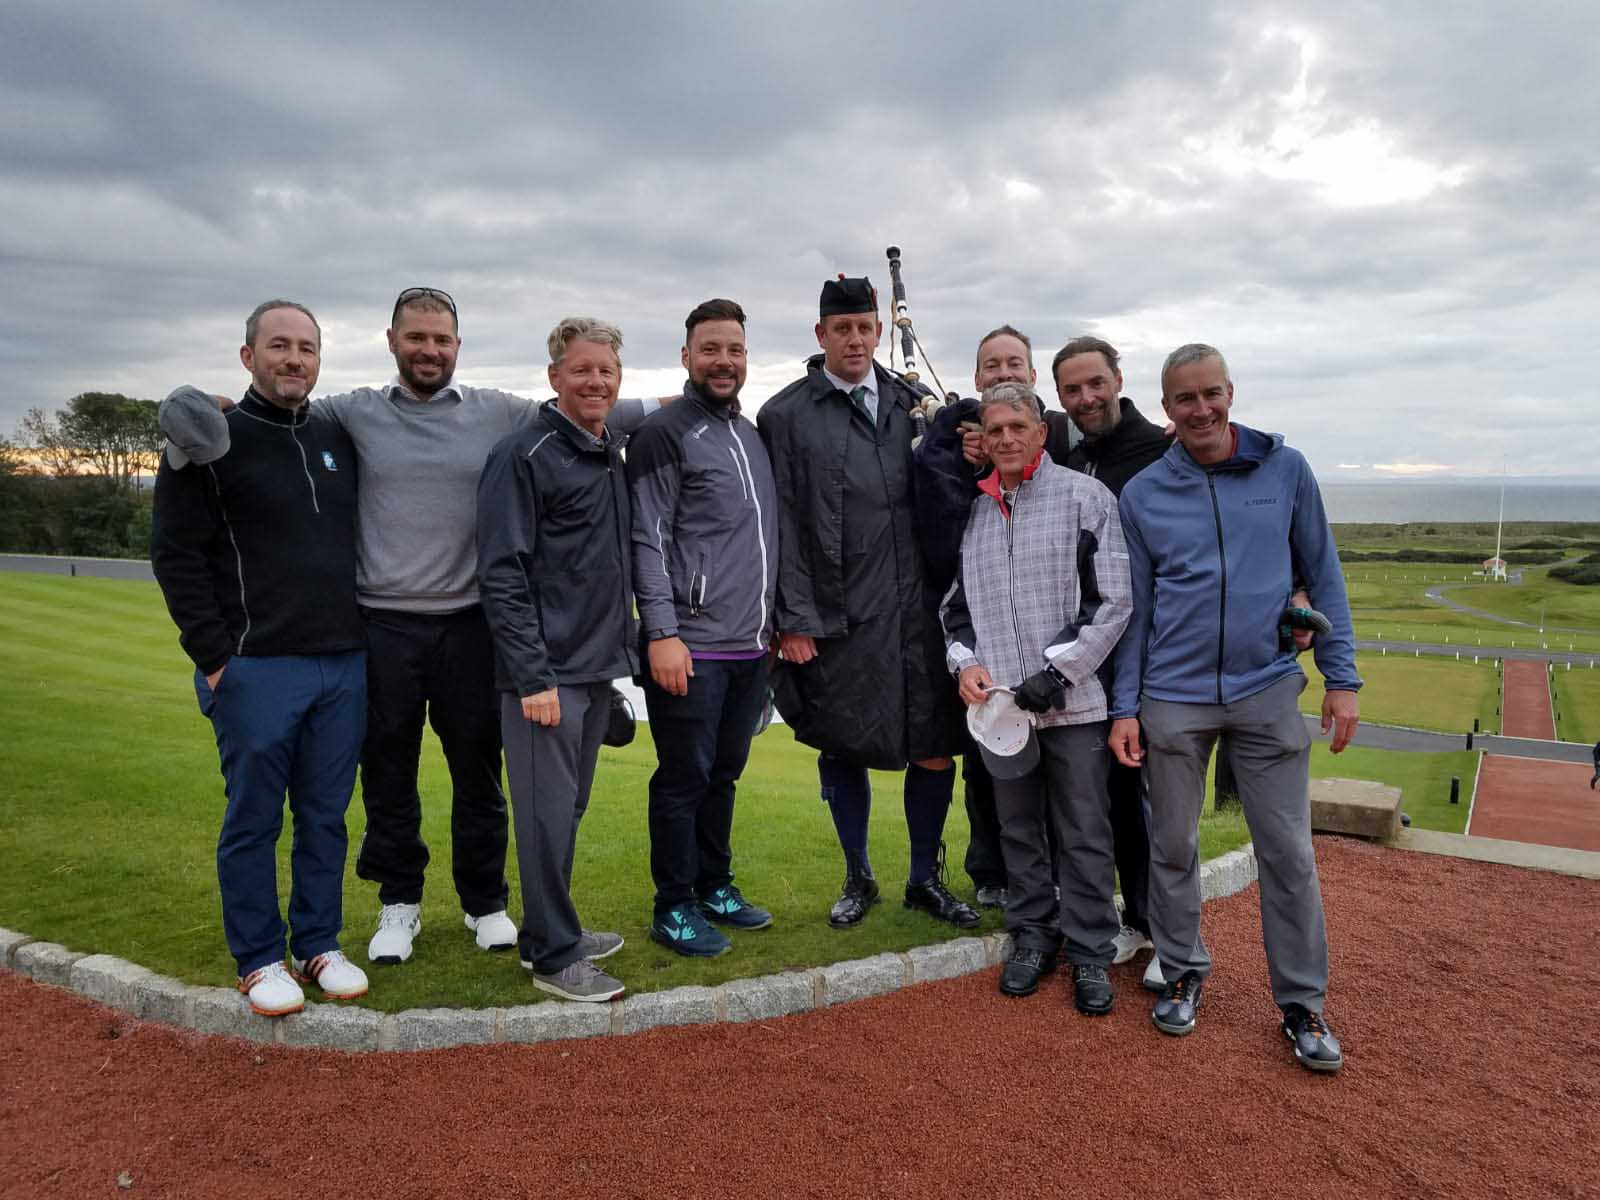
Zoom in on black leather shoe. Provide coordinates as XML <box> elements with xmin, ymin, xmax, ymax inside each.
<box><xmin>1071</xmin><ymin>963</ymin><xmax>1115</xmax><ymax>1016</ymax></box>
<box><xmin>828</xmin><ymin>874</ymin><xmax>880</xmax><ymax>928</ymax></box>
<box><xmin>1151</xmin><ymin>970</ymin><xmax>1204</xmax><ymax>1035</ymax></box>
<box><xmin>1282</xmin><ymin>1004</ymin><xmax>1344</xmax><ymax>1073</ymax></box>
<box><xmin>999</xmin><ymin>944</ymin><xmax>1057</xmax><ymax>997</ymax></box>
<box><xmin>903</xmin><ymin>876</ymin><xmax>981</xmax><ymax>928</ymax></box>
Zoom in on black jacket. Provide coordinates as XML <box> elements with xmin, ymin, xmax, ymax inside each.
<box><xmin>756</xmin><ymin>356</ymin><xmax>963</xmax><ymax>768</ymax></box>
<box><xmin>1064</xmin><ymin>397</ymin><xmax>1172</xmax><ymax>498</ymax></box>
<box><xmin>626</xmin><ymin>380</ymin><xmax>778</xmax><ymax>654</ymax></box>
<box><xmin>150</xmin><ymin>389</ymin><xmax>362</xmax><ymax>675</ymax></box>
<box><xmin>475</xmin><ymin>401</ymin><xmax>639</xmax><ymax>695</ymax></box>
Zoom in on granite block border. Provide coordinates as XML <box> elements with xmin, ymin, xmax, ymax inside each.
<box><xmin>0</xmin><ymin>843</ymin><xmax>1259</xmax><ymax>1052</ymax></box>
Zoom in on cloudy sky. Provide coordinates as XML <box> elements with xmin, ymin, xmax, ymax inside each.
<box><xmin>4</xmin><ymin>0</ymin><xmax>1596</xmax><ymax>478</ymax></box>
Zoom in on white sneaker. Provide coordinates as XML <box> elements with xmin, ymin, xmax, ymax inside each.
<box><xmin>1143</xmin><ymin>953</ymin><xmax>1166</xmax><ymax>992</ymax></box>
<box><xmin>369</xmin><ymin>902</ymin><xmax>422</xmax><ymax>964</ymax></box>
<box><xmin>291</xmin><ymin>950</ymin><xmax>369</xmax><ymax>1000</ymax></box>
<box><xmin>1112</xmin><ymin>925</ymin><xmax>1154</xmax><ymax>965</ymax></box>
<box><xmin>464</xmin><ymin>909</ymin><xmax>517</xmax><ymax>951</ymax></box>
<box><xmin>237</xmin><ymin>961</ymin><xmax>305</xmax><ymax>1016</ymax></box>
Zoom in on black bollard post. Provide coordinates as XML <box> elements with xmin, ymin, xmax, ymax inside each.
<box><xmin>1449</xmin><ymin>777</ymin><xmax>1460</xmax><ymax>805</ymax></box>
<box><xmin>1473</xmin><ymin>718</ymin><xmax>1480</xmax><ymax>733</ymax></box>
<box><xmin>1466</xmin><ymin>732</ymin><xmax>1473</xmax><ymax>750</ymax></box>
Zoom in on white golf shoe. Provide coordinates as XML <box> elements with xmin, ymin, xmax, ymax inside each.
<box><xmin>464</xmin><ymin>909</ymin><xmax>517</xmax><ymax>951</ymax></box>
<box><xmin>291</xmin><ymin>949</ymin><xmax>369</xmax><ymax>1000</ymax></box>
<box><xmin>237</xmin><ymin>961</ymin><xmax>305</xmax><ymax>1016</ymax></box>
<box><xmin>369</xmin><ymin>902</ymin><xmax>422</xmax><ymax>964</ymax></box>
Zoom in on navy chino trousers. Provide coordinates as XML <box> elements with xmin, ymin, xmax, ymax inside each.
<box><xmin>198</xmin><ymin>650</ymin><xmax>367</xmax><ymax>976</ymax></box>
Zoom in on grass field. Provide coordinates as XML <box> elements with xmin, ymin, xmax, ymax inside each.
<box><xmin>1340</xmin><ymin>562</ymin><xmax>1600</xmax><ymax>653</ymax></box>
<box><xmin>1552</xmin><ymin>666</ymin><xmax>1600</xmax><ymax>746</ymax></box>
<box><xmin>1302</xmin><ymin>652</ymin><xmax>1499</xmax><ymax>733</ymax></box>
<box><xmin>0</xmin><ymin>574</ymin><xmax>1259</xmax><ymax>1012</ymax></box>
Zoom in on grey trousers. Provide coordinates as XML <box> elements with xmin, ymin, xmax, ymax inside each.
<box><xmin>1140</xmin><ymin>673</ymin><xmax>1329</xmax><ymax>1011</ymax></box>
<box><xmin>500</xmin><ymin>682</ymin><xmax>611</xmax><ymax>974</ymax></box>
<box><xmin>991</xmin><ymin>722</ymin><xmax>1120</xmax><ymax>966</ymax></box>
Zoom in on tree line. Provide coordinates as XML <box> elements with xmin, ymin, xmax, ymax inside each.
<box><xmin>1</xmin><ymin>393</ymin><xmax>162</xmax><ymax>558</ymax></box>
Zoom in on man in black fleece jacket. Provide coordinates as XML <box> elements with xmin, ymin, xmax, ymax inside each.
<box><xmin>151</xmin><ymin>300</ymin><xmax>368</xmax><ymax>1018</ymax></box>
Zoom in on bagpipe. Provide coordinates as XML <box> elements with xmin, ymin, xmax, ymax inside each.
<box><xmin>884</xmin><ymin>245</ymin><xmax>960</xmax><ymax>446</ymax></box>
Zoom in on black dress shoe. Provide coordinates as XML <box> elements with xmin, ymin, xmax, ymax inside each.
<box><xmin>903</xmin><ymin>876</ymin><xmax>981</xmax><ymax>928</ymax></box>
<box><xmin>828</xmin><ymin>874</ymin><xmax>880</xmax><ymax>928</ymax></box>
<box><xmin>999</xmin><ymin>944</ymin><xmax>1058</xmax><ymax>997</ymax></box>
<box><xmin>1071</xmin><ymin>963</ymin><xmax>1115</xmax><ymax>1016</ymax></box>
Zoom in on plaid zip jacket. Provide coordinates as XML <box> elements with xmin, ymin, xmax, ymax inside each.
<box><xmin>941</xmin><ymin>454</ymin><xmax>1132</xmax><ymax>728</ymax></box>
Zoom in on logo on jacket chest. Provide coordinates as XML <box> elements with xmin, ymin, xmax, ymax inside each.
<box><xmin>1243</xmin><ymin>496</ymin><xmax>1277</xmax><ymax>507</ymax></box>
<box><xmin>321</xmin><ymin>450</ymin><xmax>339</xmax><ymax>471</ymax></box>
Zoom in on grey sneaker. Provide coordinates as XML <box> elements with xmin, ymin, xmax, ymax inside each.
<box><xmin>578</xmin><ymin>929</ymin><xmax>624</xmax><ymax>961</ymax></box>
<box><xmin>520</xmin><ymin>929</ymin><xmax>625</xmax><ymax>971</ymax></box>
<box><xmin>528</xmin><ymin>957</ymin><xmax>625</xmax><ymax>1003</ymax></box>
<box><xmin>975</xmin><ymin>885</ymin><xmax>1008</xmax><ymax>909</ymax></box>
<box><xmin>1111</xmin><ymin>924</ymin><xmax>1153</xmax><ymax>965</ymax></box>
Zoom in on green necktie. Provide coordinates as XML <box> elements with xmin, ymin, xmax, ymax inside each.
<box><xmin>850</xmin><ymin>385</ymin><xmax>870</xmax><ymax>418</ymax></box>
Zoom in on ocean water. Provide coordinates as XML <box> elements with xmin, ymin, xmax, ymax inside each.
<box><xmin>1318</xmin><ymin>481</ymin><xmax>1600</xmax><ymax>525</ymax></box>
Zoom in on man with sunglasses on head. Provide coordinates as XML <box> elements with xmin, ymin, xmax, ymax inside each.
<box><xmin>163</xmin><ymin>287</ymin><xmax>664</xmax><ymax>973</ymax></box>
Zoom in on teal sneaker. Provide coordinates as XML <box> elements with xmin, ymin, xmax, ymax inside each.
<box><xmin>698</xmin><ymin>884</ymin><xmax>774</xmax><ymax>930</ymax></box>
<box><xmin>649</xmin><ymin>904</ymin><xmax>731</xmax><ymax>957</ymax></box>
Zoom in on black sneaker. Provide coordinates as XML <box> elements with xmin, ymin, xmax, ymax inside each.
<box><xmin>1071</xmin><ymin>963</ymin><xmax>1115</xmax><ymax>1016</ymax></box>
<box><xmin>1282</xmin><ymin>1004</ymin><xmax>1344</xmax><ymax>1073</ymax></box>
<box><xmin>698</xmin><ymin>884</ymin><xmax>773</xmax><ymax>930</ymax></box>
<box><xmin>828</xmin><ymin>874</ymin><xmax>880</xmax><ymax>928</ymax></box>
<box><xmin>999</xmin><ymin>944</ymin><xmax>1057</xmax><ymax>997</ymax></box>
<box><xmin>1151</xmin><ymin>970</ymin><xmax>1204</xmax><ymax>1036</ymax></box>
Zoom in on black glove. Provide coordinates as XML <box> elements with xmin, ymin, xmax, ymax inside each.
<box><xmin>1278</xmin><ymin>605</ymin><xmax>1333</xmax><ymax>653</ymax></box>
<box><xmin>1013</xmin><ymin>666</ymin><xmax>1069</xmax><ymax>713</ymax></box>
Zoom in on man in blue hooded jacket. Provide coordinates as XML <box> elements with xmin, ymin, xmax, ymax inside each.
<box><xmin>1109</xmin><ymin>343</ymin><xmax>1360</xmax><ymax>1073</ymax></box>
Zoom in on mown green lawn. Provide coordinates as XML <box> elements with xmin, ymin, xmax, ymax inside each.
<box><xmin>1341</xmin><ymin>562</ymin><xmax>1600</xmax><ymax>653</ymax></box>
<box><xmin>1302</xmin><ymin>652</ymin><xmax>1499</xmax><ymax>734</ymax></box>
<box><xmin>1553</xmin><ymin>666</ymin><xmax>1600</xmax><ymax>746</ymax></box>
<box><xmin>0</xmin><ymin>574</ymin><xmax>1263</xmax><ymax>1013</ymax></box>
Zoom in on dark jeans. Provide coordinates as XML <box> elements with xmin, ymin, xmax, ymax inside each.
<box><xmin>354</xmin><ymin>605</ymin><xmax>509</xmax><ymax>916</ymax></box>
<box><xmin>643</xmin><ymin>655</ymin><xmax>771</xmax><ymax>913</ymax></box>
<box><xmin>198</xmin><ymin>651</ymin><xmax>367</xmax><ymax>975</ymax></box>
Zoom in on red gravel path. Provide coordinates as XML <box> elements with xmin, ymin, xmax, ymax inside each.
<box><xmin>1469</xmin><ymin>755</ymin><xmax>1600</xmax><ymax>851</ymax></box>
<box><xmin>1501</xmin><ymin>659</ymin><xmax>1556</xmax><ymax>740</ymax></box>
<box><xmin>3</xmin><ymin>838</ymin><xmax>1597</xmax><ymax>1200</ymax></box>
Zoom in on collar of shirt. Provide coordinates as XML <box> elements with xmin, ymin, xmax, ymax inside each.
<box><xmin>821</xmin><ymin>366</ymin><xmax>876</xmax><ymax>404</ymax></box>
<box><xmin>385</xmin><ymin>375</ymin><xmax>464</xmax><ymax>405</ymax></box>
<box><xmin>543</xmin><ymin>398</ymin><xmax>612</xmax><ymax>450</ymax></box>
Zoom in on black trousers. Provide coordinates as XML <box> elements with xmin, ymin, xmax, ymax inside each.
<box><xmin>354</xmin><ymin>605</ymin><xmax>510</xmax><ymax>916</ymax></box>
<box><xmin>643</xmin><ymin>656</ymin><xmax>771</xmax><ymax>914</ymax></box>
<box><xmin>1109</xmin><ymin>760</ymin><xmax>1152</xmax><ymax>936</ymax></box>
<box><xmin>961</xmin><ymin>745</ymin><xmax>1007</xmax><ymax>890</ymax></box>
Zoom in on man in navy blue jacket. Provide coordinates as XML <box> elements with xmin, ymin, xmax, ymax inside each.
<box><xmin>1109</xmin><ymin>343</ymin><xmax>1360</xmax><ymax>1073</ymax></box>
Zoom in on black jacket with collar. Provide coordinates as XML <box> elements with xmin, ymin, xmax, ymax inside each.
<box><xmin>475</xmin><ymin>400</ymin><xmax>640</xmax><ymax>696</ymax></box>
<box><xmin>151</xmin><ymin>388</ymin><xmax>362</xmax><ymax>675</ymax></box>
<box><xmin>1064</xmin><ymin>396</ymin><xmax>1172</xmax><ymax>498</ymax></box>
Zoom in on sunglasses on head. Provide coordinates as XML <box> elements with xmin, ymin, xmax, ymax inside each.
<box><xmin>392</xmin><ymin>287</ymin><xmax>457</xmax><ymax>324</ymax></box>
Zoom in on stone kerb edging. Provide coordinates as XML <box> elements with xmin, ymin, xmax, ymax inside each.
<box><xmin>1</xmin><ymin>845</ymin><xmax>1259</xmax><ymax>1052</ymax></box>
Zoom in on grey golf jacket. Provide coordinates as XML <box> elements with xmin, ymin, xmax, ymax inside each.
<box><xmin>626</xmin><ymin>380</ymin><xmax>778</xmax><ymax>654</ymax></box>
<box><xmin>475</xmin><ymin>401</ymin><xmax>640</xmax><ymax>696</ymax></box>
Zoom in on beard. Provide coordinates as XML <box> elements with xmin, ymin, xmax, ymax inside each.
<box><xmin>398</xmin><ymin>356</ymin><xmax>453</xmax><ymax>397</ymax></box>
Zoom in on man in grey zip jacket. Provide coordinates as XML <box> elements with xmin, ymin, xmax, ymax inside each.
<box><xmin>475</xmin><ymin>317</ymin><xmax>637</xmax><ymax>1003</ymax></box>
<box><xmin>1109</xmin><ymin>343</ymin><xmax>1359</xmax><ymax>1073</ymax></box>
<box><xmin>941</xmin><ymin>382</ymin><xmax>1132</xmax><ymax>1012</ymax></box>
<box><xmin>628</xmin><ymin>299</ymin><xmax>779</xmax><ymax>957</ymax></box>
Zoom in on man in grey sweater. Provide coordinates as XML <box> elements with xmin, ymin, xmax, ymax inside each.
<box><xmin>163</xmin><ymin>287</ymin><xmax>661</xmax><ymax>970</ymax></box>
